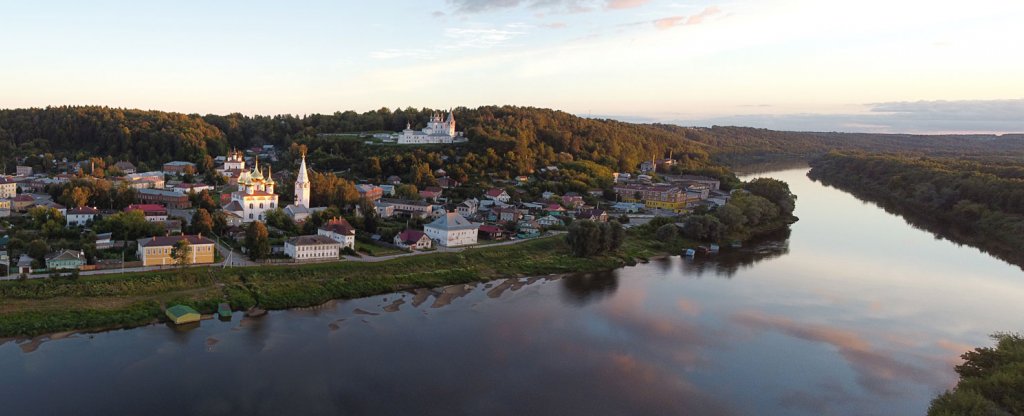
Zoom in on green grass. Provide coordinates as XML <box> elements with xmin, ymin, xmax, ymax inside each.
<box><xmin>0</xmin><ymin>236</ymin><xmax>631</xmax><ymax>337</ymax></box>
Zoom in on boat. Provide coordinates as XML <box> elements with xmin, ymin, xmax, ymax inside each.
<box><xmin>730</xmin><ymin>240</ymin><xmax>742</xmax><ymax>248</ymax></box>
<box><xmin>696</xmin><ymin>246</ymin><xmax>710</xmax><ymax>255</ymax></box>
<box><xmin>684</xmin><ymin>248</ymin><xmax>696</xmax><ymax>257</ymax></box>
<box><xmin>710</xmin><ymin>244</ymin><xmax>720</xmax><ymax>253</ymax></box>
<box><xmin>165</xmin><ymin>305</ymin><xmax>201</xmax><ymax>325</ymax></box>
<box><xmin>217</xmin><ymin>303</ymin><xmax>232</xmax><ymax>319</ymax></box>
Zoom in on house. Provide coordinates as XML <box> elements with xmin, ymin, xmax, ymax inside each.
<box><xmin>537</xmin><ymin>215</ymin><xmax>565</xmax><ymax>227</ymax></box>
<box><xmin>379</xmin><ymin>184</ymin><xmax>396</xmax><ymax>196</ymax></box>
<box><xmin>114</xmin><ymin>161</ymin><xmax>137</xmax><ymax>174</ymax></box>
<box><xmin>318</xmin><ymin>218</ymin><xmax>356</xmax><ymax>250</ymax></box>
<box><xmin>394</xmin><ymin>229</ymin><xmax>432</xmax><ymax>250</ymax></box>
<box><xmin>125</xmin><ymin>204</ymin><xmax>169</xmax><ymax>222</ymax></box>
<box><xmin>137</xmin><ymin>188</ymin><xmax>191</xmax><ymax>209</ymax></box>
<box><xmin>0</xmin><ymin>199</ymin><xmax>10</xmax><ymax>217</ymax></box>
<box><xmin>162</xmin><ymin>161</ymin><xmax>197</xmax><ymax>175</ymax></box>
<box><xmin>137</xmin><ymin>235</ymin><xmax>216</xmax><ymax>266</ymax></box>
<box><xmin>613</xmin><ymin>183</ymin><xmax>689</xmax><ymax>212</ymax></box>
<box><xmin>66</xmin><ymin>207</ymin><xmax>100</xmax><ymax>226</ymax></box>
<box><xmin>45</xmin><ymin>250</ymin><xmax>86</xmax><ymax>270</ymax></box>
<box><xmin>173</xmin><ymin>182</ymin><xmax>214</xmax><ymax>194</ymax></box>
<box><xmin>424</xmin><ymin>212</ymin><xmax>479</xmax><ymax>247</ymax></box>
<box><xmin>517</xmin><ymin>220</ymin><xmax>542</xmax><ymax>238</ymax></box>
<box><xmin>562</xmin><ymin>195</ymin><xmax>585</xmax><ymax>209</ymax></box>
<box><xmin>456</xmin><ymin>198</ymin><xmax>479</xmax><ymax>218</ymax></box>
<box><xmin>284</xmin><ymin>235</ymin><xmax>341</xmax><ymax>262</ymax></box>
<box><xmin>588</xmin><ymin>189</ymin><xmax>604</xmax><ymax>198</ymax></box>
<box><xmin>374</xmin><ymin>201</ymin><xmax>396</xmax><ymax>218</ymax></box>
<box><xmin>0</xmin><ymin>177</ymin><xmax>17</xmax><ymax>198</ymax></box>
<box><xmin>673</xmin><ymin>175</ymin><xmax>721</xmax><ymax>191</ymax></box>
<box><xmin>377</xmin><ymin>198</ymin><xmax>434</xmax><ymax>218</ymax></box>
<box><xmin>640</xmin><ymin>157</ymin><xmax>674</xmax><ymax>173</ymax></box>
<box><xmin>386</xmin><ymin>175</ymin><xmax>402</xmax><ymax>185</ymax></box>
<box><xmin>95</xmin><ymin>233</ymin><xmax>115</xmax><ymax>250</ymax></box>
<box><xmin>12</xmin><ymin>194</ymin><xmax>34</xmax><ymax>211</ymax></box>
<box><xmin>15</xmin><ymin>166</ymin><xmax>32</xmax><ymax>177</ymax></box>
<box><xmin>544</xmin><ymin>203</ymin><xmax>567</xmax><ymax>216</ymax></box>
<box><xmin>484</xmin><ymin>188</ymin><xmax>511</xmax><ymax>203</ymax></box>
<box><xmin>437</xmin><ymin>177</ymin><xmax>461</xmax><ymax>189</ymax></box>
<box><xmin>494</xmin><ymin>207</ymin><xmax>522</xmax><ymax>223</ymax></box>
<box><xmin>120</xmin><ymin>172</ymin><xmax>166</xmax><ymax>190</ymax></box>
<box><xmin>17</xmin><ymin>254</ymin><xmax>32</xmax><ymax>277</ymax></box>
<box><xmin>419</xmin><ymin>186</ymin><xmax>443</xmax><ymax>202</ymax></box>
<box><xmin>356</xmin><ymin>184</ymin><xmax>384</xmax><ymax>201</ymax></box>
<box><xmin>576</xmin><ymin>208</ymin><xmax>609</xmax><ymax>223</ymax></box>
<box><xmin>478</xmin><ymin>224</ymin><xmax>507</xmax><ymax>241</ymax></box>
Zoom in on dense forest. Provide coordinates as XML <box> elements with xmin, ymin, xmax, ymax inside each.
<box><xmin>808</xmin><ymin>152</ymin><xmax>1024</xmax><ymax>269</ymax></box>
<box><xmin>928</xmin><ymin>333</ymin><xmax>1024</xmax><ymax>415</ymax></box>
<box><xmin>3</xmin><ymin>106</ymin><xmax>1023</xmax><ymax>183</ymax></box>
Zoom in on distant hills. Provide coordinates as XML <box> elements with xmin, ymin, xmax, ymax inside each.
<box><xmin>0</xmin><ymin>105</ymin><xmax>1020</xmax><ymax>175</ymax></box>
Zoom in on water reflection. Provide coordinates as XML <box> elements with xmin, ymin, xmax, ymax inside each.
<box><xmin>559</xmin><ymin>270</ymin><xmax>620</xmax><ymax>306</ymax></box>
<box><xmin>2</xmin><ymin>168</ymin><xmax>1022</xmax><ymax>416</ymax></box>
<box><xmin>680</xmin><ymin>229</ymin><xmax>792</xmax><ymax>278</ymax></box>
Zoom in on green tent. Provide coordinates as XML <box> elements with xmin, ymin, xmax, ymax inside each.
<box><xmin>165</xmin><ymin>305</ymin><xmax>200</xmax><ymax>324</ymax></box>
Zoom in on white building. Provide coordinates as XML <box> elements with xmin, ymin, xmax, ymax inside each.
<box><xmin>223</xmin><ymin>157</ymin><xmax>279</xmax><ymax>222</ymax></box>
<box><xmin>284</xmin><ymin>153</ymin><xmax>313</xmax><ymax>222</ymax></box>
<box><xmin>424</xmin><ymin>212</ymin><xmax>479</xmax><ymax>247</ymax></box>
<box><xmin>66</xmin><ymin>207</ymin><xmax>99</xmax><ymax>226</ymax></box>
<box><xmin>317</xmin><ymin>218</ymin><xmax>356</xmax><ymax>250</ymax></box>
<box><xmin>484</xmin><ymin>188</ymin><xmax>511</xmax><ymax>203</ymax></box>
<box><xmin>0</xmin><ymin>177</ymin><xmax>17</xmax><ymax>199</ymax></box>
<box><xmin>456</xmin><ymin>198</ymin><xmax>479</xmax><ymax>218</ymax></box>
<box><xmin>284</xmin><ymin>235</ymin><xmax>340</xmax><ymax>262</ymax></box>
<box><xmin>396</xmin><ymin>111</ymin><xmax>463</xmax><ymax>144</ymax></box>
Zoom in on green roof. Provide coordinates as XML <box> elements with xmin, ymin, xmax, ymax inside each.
<box><xmin>166</xmin><ymin>304</ymin><xmax>199</xmax><ymax>319</ymax></box>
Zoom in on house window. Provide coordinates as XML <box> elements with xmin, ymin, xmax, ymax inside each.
<box><xmin>260</xmin><ymin>203</ymin><xmax>264</xmax><ymax>209</ymax></box>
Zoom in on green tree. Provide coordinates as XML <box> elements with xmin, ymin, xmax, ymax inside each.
<box><xmin>244</xmin><ymin>221</ymin><xmax>270</xmax><ymax>260</ymax></box>
<box><xmin>27</xmin><ymin>239</ymin><xmax>49</xmax><ymax>262</ymax></box>
<box><xmin>744</xmin><ymin>178</ymin><xmax>796</xmax><ymax>216</ymax></box>
<box><xmin>655</xmin><ymin>223</ymin><xmax>678</xmax><ymax>241</ymax></box>
<box><xmin>566</xmin><ymin>220</ymin><xmax>603</xmax><ymax>257</ymax></box>
<box><xmin>396</xmin><ymin>184</ymin><xmax>420</xmax><ymax>200</ymax></box>
<box><xmin>171</xmin><ymin>239</ymin><xmax>192</xmax><ymax>268</ymax></box>
<box><xmin>929</xmin><ymin>333</ymin><xmax>1024</xmax><ymax>415</ymax></box>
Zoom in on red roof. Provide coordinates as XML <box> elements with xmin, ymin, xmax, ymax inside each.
<box><xmin>397</xmin><ymin>229</ymin><xmax>427</xmax><ymax>244</ymax></box>
<box><xmin>479</xmin><ymin>225</ymin><xmax>504</xmax><ymax>233</ymax></box>
<box><xmin>13</xmin><ymin>194</ymin><xmax>34</xmax><ymax>202</ymax></box>
<box><xmin>485</xmin><ymin>188</ymin><xmax>506</xmax><ymax>197</ymax></box>
<box><xmin>319</xmin><ymin>218</ymin><xmax>355</xmax><ymax>236</ymax></box>
<box><xmin>67</xmin><ymin>207</ymin><xmax>100</xmax><ymax>215</ymax></box>
<box><xmin>125</xmin><ymin>204</ymin><xmax>168</xmax><ymax>214</ymax></box>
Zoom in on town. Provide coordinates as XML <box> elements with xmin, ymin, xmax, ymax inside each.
<box><xmin>0</xmin><ymin>116</ymin><xmax>730</xmax><ymax>279</ymax></box>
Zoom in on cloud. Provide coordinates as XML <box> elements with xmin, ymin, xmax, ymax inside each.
<box><xmin>444</xmin><ymin>27</ymin><xmax>527</xmax><ymax>49</ymax></box>
<box><xmin>667</xmin><ymin>99</ymin><xmax>1024</xmax><ymax>134</ymax></box>
<box><xmin>606</xmin><ymin>0</ymin><xmax>649</xmax><ymax>10</ymax></box>
<box><xmin>732</xmin><ymin>311</ymin><xmax>948</xmax><ymax>397</ymax></box>
<box><xmin>447</xmin><ymin>0</ymin><xmax>597</xmax><ymax>14</ymax></box>
<box><xmin>653</xmin><ymin>6</ymin><xmax>722</xmax><ymax>30</ymax></box>
<box><xmin>541</xmin><ymin>22</ymin><xmax>568</xmax><ymax>29</ymax></box>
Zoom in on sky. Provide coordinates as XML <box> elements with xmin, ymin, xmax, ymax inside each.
<box><xmin>2</xmin><ymin>0</ymin><xmax>1023</xmax><ymax>133</ymax></box>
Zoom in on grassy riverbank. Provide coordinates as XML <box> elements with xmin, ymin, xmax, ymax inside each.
<box><xmin>0</xmin><ymin>236</ymin><xmax>631</xmax><ymax>338</ymax></box>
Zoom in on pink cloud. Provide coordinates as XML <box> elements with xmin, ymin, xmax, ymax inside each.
<box><xmin>542</xmin><ymin>22</ymin><xmax>568</xmax><ymax>29</ymax></box>
<box><xmin>607</xmin><ymin>0</ymin><xmax>650</xmax><ymax>10</ymax></box>
<box><xmin>652</xmin><ymin>6</ymin><xmax>722</xmax><ymax>30</ymax></box>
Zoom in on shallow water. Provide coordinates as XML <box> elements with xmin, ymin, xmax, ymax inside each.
<box><xmin>2</xmin><ymin>167</ymin><xmax>1021</xmax><ymax>415</ymax></box>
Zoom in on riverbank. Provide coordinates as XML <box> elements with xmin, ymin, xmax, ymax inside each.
<box><xmin>0</xmin><ymin>236</ymin><xmax>633</xmax><ymax>338</ymax></box>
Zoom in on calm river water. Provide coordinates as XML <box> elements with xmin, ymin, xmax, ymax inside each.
<box><xmin>2</xmin><ymin>167</ymin><xmax>1022</xmax><ymax>415</ymax></box>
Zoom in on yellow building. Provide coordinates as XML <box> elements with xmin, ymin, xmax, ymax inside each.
<box><xmin>138</xmin><ymin>235</ymin><xmax>216</xmax><ymax>266</ymax></box>
<box><xmin>613</xmin><ymin>183</ymin><xmax>692</xmax><ymax>212</ymax></box>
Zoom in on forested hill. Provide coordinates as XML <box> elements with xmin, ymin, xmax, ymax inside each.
<box><xmin>655</xmin><ymin>125</ymin><xmax>1024</xmax><ymax>165</ymax></box>
<box><xmin>1</xmin><ymin>105</ymin><xmax>1022</xmax><ymax>174</ymax></box>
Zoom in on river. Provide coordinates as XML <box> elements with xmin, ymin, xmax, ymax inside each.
<box><xmin>1</xmin><ymin>167</ymin><xmax>1022</xmax><ymax>415</ymax></box>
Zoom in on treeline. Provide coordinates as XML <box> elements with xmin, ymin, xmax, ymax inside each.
<box><xmin>0</xmin><ymin>106</ymin><xmax>228</xmax><ymax>172</ymax></box>
<box><xmin>808</xmin><ymin>152</ymin><xmax>1024</xmax><ymax>268</ymax></box>
<box><xmin>928</xmin><ymin>333</ymin><xmax>1024</xmax><ymax>415</ymax></box>
<box><xmin>652</xmin><ymin>125</ymin><xmax>1024</xmax><ymax>165</ymax></box>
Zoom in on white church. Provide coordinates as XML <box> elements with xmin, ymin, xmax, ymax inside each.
<box><xmin>396</xmin><ymin>110</ymin><xmax>465</xmax><ymax>144</ymax></box>
<box><xmin>223</xmin><ymin>157</ymin><xmax>279</xmax><ymax>222</ymax></box>
<box><xmin>283</xmin><ymin>153</ymin><xmax>314</xmax><ymax>222</ymax></box>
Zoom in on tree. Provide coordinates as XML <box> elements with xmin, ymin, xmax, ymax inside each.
<box><xmin>171</xmin><ymin>239</ymin><xmax>192</xmax><ymax>267</ymax></box>
<box><xmin>264</xmin><ymin>208</ymin><xmax>295</xmax><ymax>233</ymax></box>
<box><xmin>191</xmin><ymin>208</ymin><xmax>214</xmax><ymax>235</ymax></box>
<box><xmin>62</xmin><ymin>186</ymin><xmax>92</xmax><ymax>208</ymax></box>
<box><xmin>396</xmin><ymin>184</ymin><xmax>420</xmax><ymax>200</ymax></box>
<box><xmin>27</xmin><ymin>239</ymin><xmax>49</xmax><ymax>262</ymax></box>
<box><xmin>655</xmin><ymin>223</ymin><xmax>678</xmax><ymax>241</ymax></box>
<box><xmin>566</xmin><ymin>220</ymin><xmax>603</xmax><ymax>257</ymax></box>
<box><xmin>244</xmin><ymin>221</ymin><xmax>270</xmax><ymax>260</ymax></box>
<box><xmin>744</xmin><ymin>178</ymin><xmax>796</xmax><ymax>216</ymax></box>
<box><xmin>682</xmin><ymin>214</ymin><xmax>725</xmax><ymax>242</ymax></box>
<box><xmin>928</xmin><ymin>333</ymin><xmax>1024</xmax><ymax>415</ymax></box>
